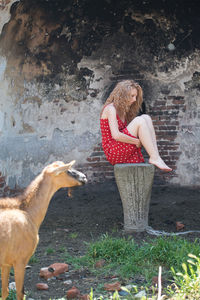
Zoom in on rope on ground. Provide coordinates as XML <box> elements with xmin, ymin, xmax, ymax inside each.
<box><xmin>146</xmin><ymin>226</ymin><xmax>200</xmax><ymax>236</ymax></box>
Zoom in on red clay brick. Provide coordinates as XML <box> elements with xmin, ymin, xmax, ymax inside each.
<box><xmin>87</xmin><ymin>157</ymin><xmax>100</xmax><ymax>162</ymax></box>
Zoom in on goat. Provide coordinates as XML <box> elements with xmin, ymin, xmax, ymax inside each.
<box><xmin>0</xmin><ymin>160</ymin><xmax>87</xmax><ymax>300</ymax></box>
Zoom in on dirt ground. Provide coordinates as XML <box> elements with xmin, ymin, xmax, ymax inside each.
<box><xmin>19</xmin><ymin>180</ymin><xmax>200</xmax><ymax>299</ymax></box>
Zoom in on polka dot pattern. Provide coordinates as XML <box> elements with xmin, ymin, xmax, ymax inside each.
<box><xmin>100</xmin><ymin>115</ymin><xmax>144</xmax><ymax>165</ymax></box>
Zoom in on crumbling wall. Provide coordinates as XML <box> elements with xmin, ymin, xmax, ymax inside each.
<box><xmin>0</xmin><ymin>0</ymin><xmax>200</xmax><ymax>193</ymax></box>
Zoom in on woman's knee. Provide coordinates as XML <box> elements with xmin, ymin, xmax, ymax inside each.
<box><xmin>127</xmin><ymin>116</ymin><xmax>145</xmax><ymax>135</ymax></box>
<box><xmin>140</xmin><ymin>114</ymin><xmax>152</xmax><ymax>123</ymax></box>
<box><xmin>131</xmin><ymin>116</ymin><xmax>145</xmax><ymax>126</ymax></box>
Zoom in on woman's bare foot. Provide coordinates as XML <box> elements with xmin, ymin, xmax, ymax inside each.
<box><xmin>149</xmin><ymin>157</ymin><xmax>172</xmax><ymax>172</ymax></box>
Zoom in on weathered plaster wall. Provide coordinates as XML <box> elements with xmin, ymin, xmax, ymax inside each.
<box><xmin>0</xmin><ymin>0</ymin><xmax>200</xmax><ymax>192</ymax></box>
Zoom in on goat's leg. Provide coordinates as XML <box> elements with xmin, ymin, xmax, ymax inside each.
<box><xmin>1</xmin><ymin>265</ymin><xmax>11</xmax><ymax>300</ymax></box>
<box><xmin>13</xmin><ymin>263</ymin><xmax>26</xmax><ymax>300</ymax></box>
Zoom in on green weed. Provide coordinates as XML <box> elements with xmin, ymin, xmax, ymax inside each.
<box><xmin>58</xmin><ymin>246</ymin><xmax>66</xmax><ymax>253</ymax></box>
<box><xmin>0</xmin><ymin>289</ymin><xmax>26</xmax><ymax>300</ymax></box>
<box><xmin>46</xmin><ymin>247</ymin><xmax>55</xmax><ymax>255</ymax></box>
<box><xmin>168</xmin><ymin>253</ymin><xmax>200</xmax><ymax>299</ymax></box>
<box><xmin>69</xmin><ymin>232</ymin><xmax>78</xmax><ymax>239</ymax></box>
<box><xmin>29</xmin><ymin>254</ymin><xmax>39</xmax><ymax>264</ymax></box>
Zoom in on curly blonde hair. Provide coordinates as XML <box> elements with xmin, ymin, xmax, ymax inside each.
<box><xmin>102</xmin><ymin>80</ymin><xmax>143</xmax><ymax>124</ymax></box>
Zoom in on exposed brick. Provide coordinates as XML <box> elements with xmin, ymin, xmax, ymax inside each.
<box><xmin>154</xmin><ymin>100</ymin><xmax>166</xmax><ymax>105</ymax></box>
<box><xmin>100</xmin><ymin>156</ymin><xmax>108</xmax><ymax>161</ymax></box>
<box><xmin>167</xmin><ymin>96</ymin><xmax>184</xmax><ymax>100</ymax></box>
<box><xmin>87</xmin><ymin>157</ymin><xmax>100</xmax><ymax>162</ymax></box>
<box><xmin>159</xmin><ymin>152</ymin><xmax>169</xmax><ymax>157</ymax></box>
<box><xmin>172</xmin><ymin>99</ymin><xmax>185</xmax><ymax>104</ymax></box>
<box><xmin>152</xmin><ymin>120</ymin><xmax>165</xmax><ymax>125</ymax></box>
<box><xmin>93</xmin><ymin>147</ymin><xmax>102</xmax><ymax>151</ymax></box>
<box><xmin>91</xmin><ymin>151</ymin><xmax>104</xmax><ymax>156</ymax></box>
<box><xmin>158</xmin><ymin>125</ymin><xmax>177</xmax><ymax>131</ymax></box>
<box><xmin>156</xmin><ymin>131</ymin><xmax>177</xmax><ymax>137</ymax></box>
<box><xmin>159</xmin><ymin>145</ymin><xmax>179</xmax><ymax>150</ymax></box>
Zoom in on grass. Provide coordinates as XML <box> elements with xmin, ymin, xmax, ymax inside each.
<box><xmin>82</xmin><ymin>234</ymin><xmax>200</xmax><ymax>279</ymax></box>
<box><xmin>63</xmin><ymin>234</ymin><xmax>200</xmax><ymax>299</ymax></box>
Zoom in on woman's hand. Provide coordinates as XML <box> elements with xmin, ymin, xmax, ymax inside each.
<box><xmin>103</xmin><ymin>105</ymin><xmax>143</xmax><ymax>147</ymax></box>
<box><xmin>135</xmin><ymin>138</ymin><xmax>142</xmax><ymax>148</ymax></box>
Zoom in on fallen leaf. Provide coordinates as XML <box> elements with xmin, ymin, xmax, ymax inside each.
<box><xmin>95</xmin><ymin>259</ymin><xmax>106</xmax><ymax>268</ymax></box>
<box><xmin>176</xmin><ymin>221</ymin><xmax>185</xmax><ymax>231</ymax></box>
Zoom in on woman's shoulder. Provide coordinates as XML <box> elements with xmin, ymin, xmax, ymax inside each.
<box><xmin>101</xmin><ymin>103</ymin><xmax>116</xmax><ymax>119</ymax></box>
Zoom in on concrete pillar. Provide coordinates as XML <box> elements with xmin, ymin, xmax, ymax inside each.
<box><xmin>114</xmin><ymin>163</ymin><xmax>155</xmax><ymax>232</ymax></box>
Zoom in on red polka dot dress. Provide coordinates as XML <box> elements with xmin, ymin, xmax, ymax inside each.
<box><xmin>100</xmin><ymin>115</ymin><xmax>144</xmax><ymax>165</ymax></box>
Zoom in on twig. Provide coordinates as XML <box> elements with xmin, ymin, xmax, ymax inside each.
<box><xmin>157</xmin><ymin>266</ymin><xmax>162</xmax><ymax>300</ymax></box>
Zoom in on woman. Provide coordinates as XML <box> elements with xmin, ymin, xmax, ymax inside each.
<box><xmin>100</xmin><ymin>80</ymin><xmax>172</xmax><ymax>172</ymax></box>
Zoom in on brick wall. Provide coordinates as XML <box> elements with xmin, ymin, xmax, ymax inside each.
<box><xmin>149</xmin><ymin>95</ymin><xmax>185</xmax><ymax>184</ymax></box>
<box><xmin>79</xmin><ymin>144</ymin><xmax>115</xmax><ymax>183</ymax></box>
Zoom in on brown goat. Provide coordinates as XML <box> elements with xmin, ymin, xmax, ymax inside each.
<box><xmin>0</xmin><ymin>160</ymin><xmax>87</xmax><ymax>300</ymax></box>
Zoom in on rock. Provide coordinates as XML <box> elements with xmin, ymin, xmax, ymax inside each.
<box><xmin>66</xmin><ymin>286</ymin><xmax>81</xmax><ymax>299</ymax></box>
<box><xmin>118</xmin><ymin>290</ymin><xmax>129</xmax><ymax>296</ymax></box>
<box><xmin>25</xmin><ymin>265</ymin><xmax>31</xmax><ymax>269</ymax></box>
<box><xmin>64</xmin><ymin>279</ymin><xmax>73</xmax><ymax>286</ymax></box>
<box><xmin>95</xmin><ymin>259</ymin><xmax>106</xmax><ymax>268</ymax></box>
<box><xmin>36</xmin><ymin>283</ymin><xmax>49</xmax><ymax>290</ymax></box>
<box><xmin>9</xmin><ymin>282</ymin><xmax>16</xmax><ymax>290</ymax></box>
<box><xmin>39</xmin><ymin>267</ymin><xmax>51</xmax><ymax>280</ymax></box>
<box><xmin>104</xmin><ymin>281</ymin><xmax>121</xmax><ymax>291</ymax></box>
<box><xmin>167</xmin><ymin>43</ymin><xmax>176</xmax><ymax>51</ymax></box>
<box><xmin>134</xmin><ymin>290</ymin><xmax>146</xmax><ymax>298</ymax></box>
<box><xmin>40</xmin><ymin>263</ymin><xmax>69</xmax><ymax>279</ymax></box>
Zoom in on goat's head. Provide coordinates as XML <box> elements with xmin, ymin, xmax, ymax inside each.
<box><xmin>44</xmin><ymin>160</ymin><xmax>87</xmax><ymax>188</ymax></box>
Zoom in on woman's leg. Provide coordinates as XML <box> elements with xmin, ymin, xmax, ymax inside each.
<box><xmin>140</xmin><ymin>114</ymin><xmax>159</xmax><ymax>153</ymax></box>
<box><xmin>126</xmin><ymin>115</ymin><xmax>172</xmax><ymax>172</ymax></box>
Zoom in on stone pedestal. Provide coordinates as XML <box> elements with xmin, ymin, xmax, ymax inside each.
<box><xmin>114</xmin><ymin>163</ymin><xmax>155</xmax><ymax>232</ymax></box>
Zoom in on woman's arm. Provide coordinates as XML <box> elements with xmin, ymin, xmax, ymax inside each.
<box><xmin>104</xmin><ymin>105</ymin><xmax>141</xmax><ymax>147</ymax></box>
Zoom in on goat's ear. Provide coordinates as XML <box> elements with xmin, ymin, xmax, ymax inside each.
<box><xmin>67</xmin><ymin>160</ymin><xmax>76</xmax><ymax>168</ymax></box>
<box><xmin>52</xmin><ymin>160</ymin><xmax>76</xmax><ymax>175</ymax></box>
